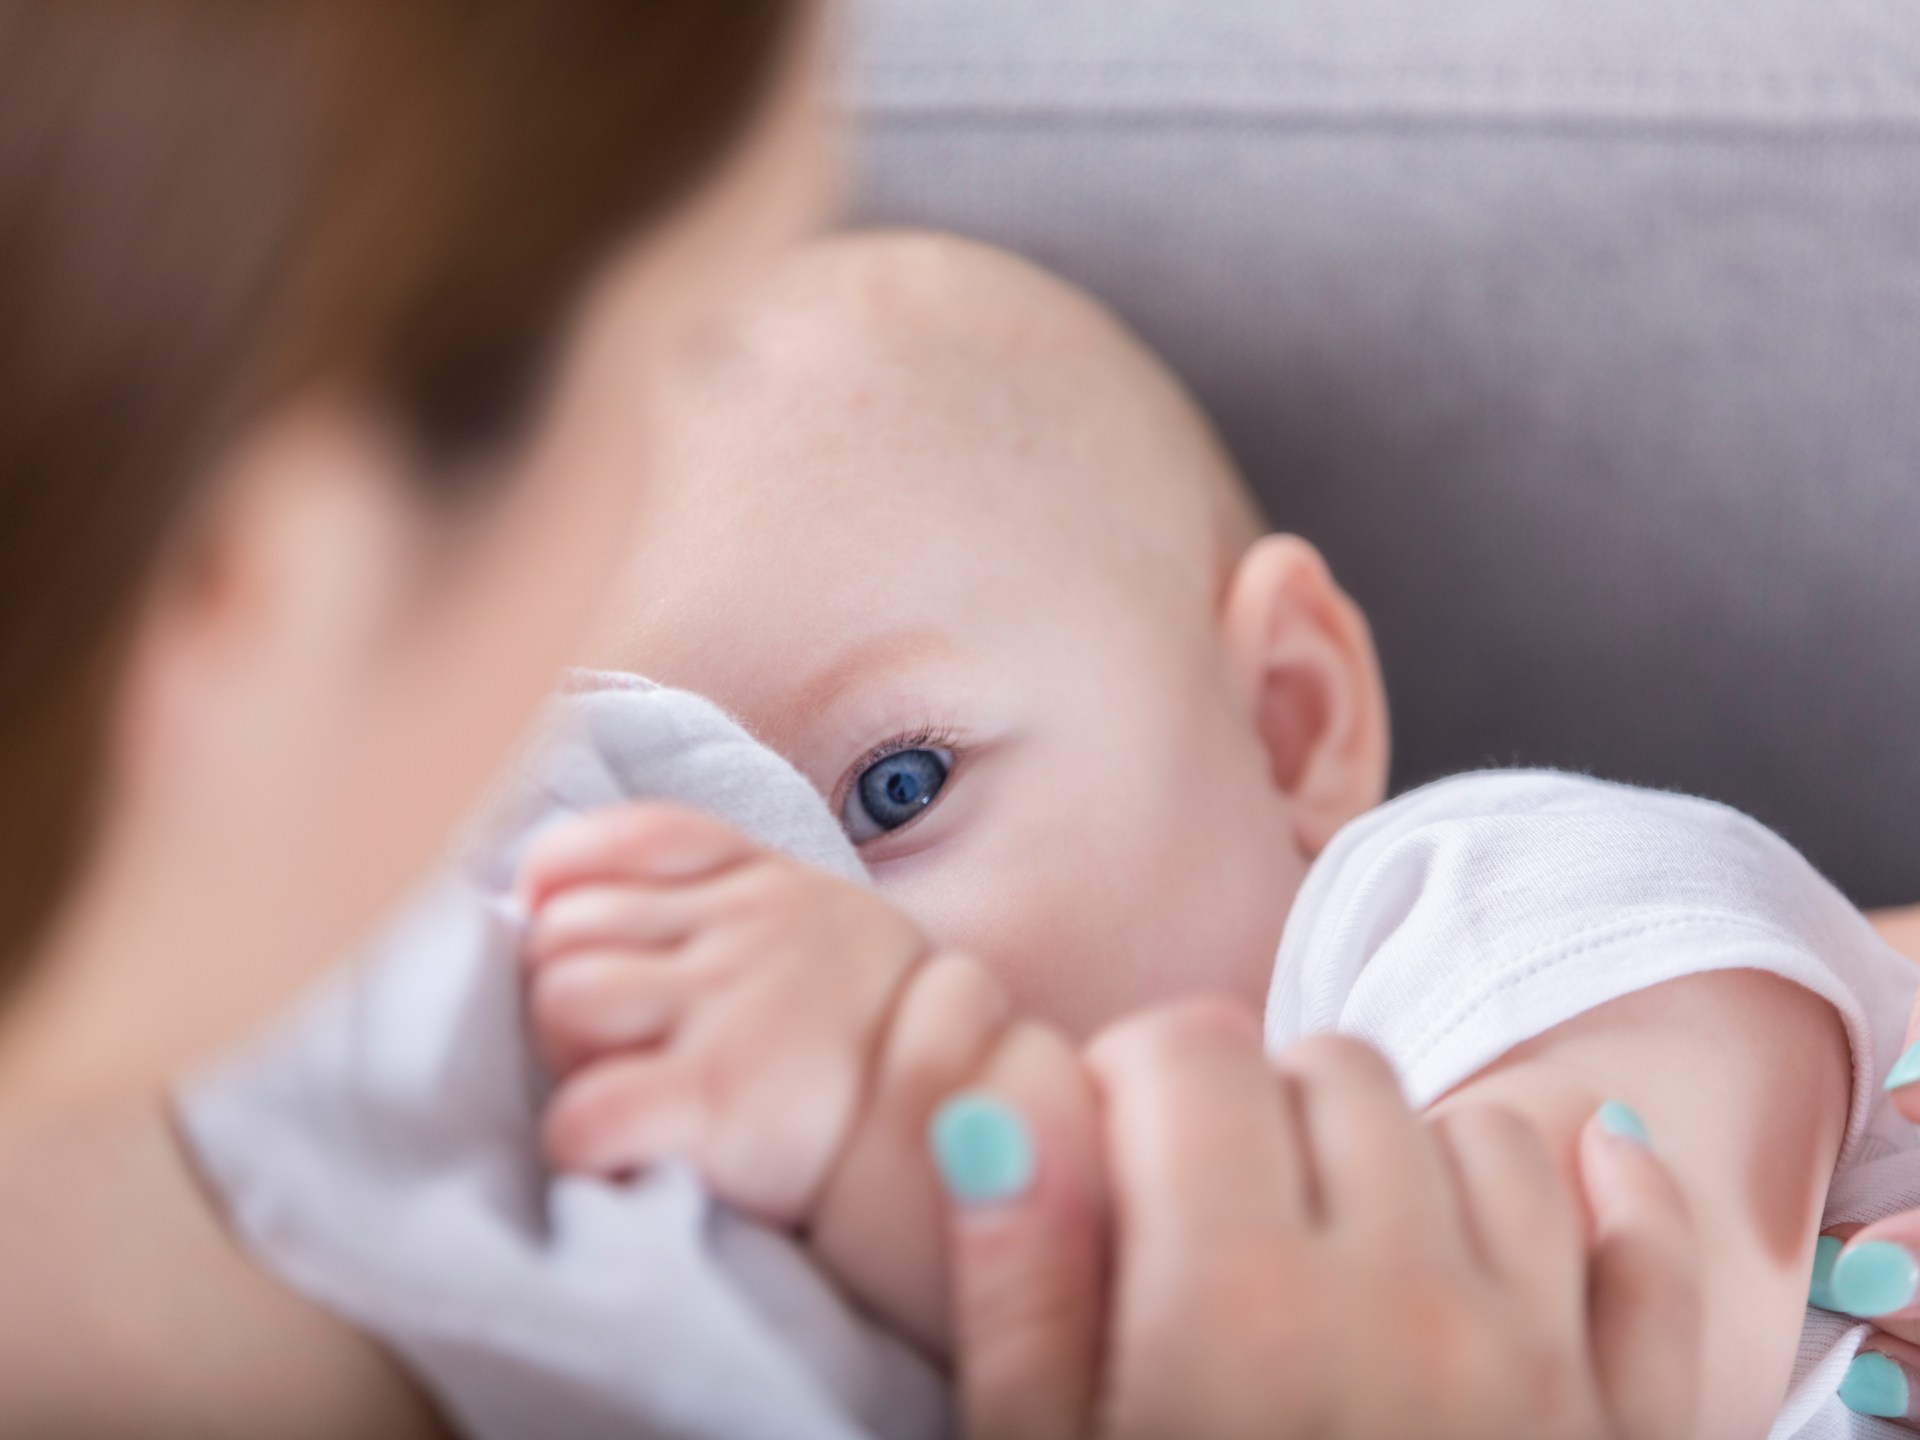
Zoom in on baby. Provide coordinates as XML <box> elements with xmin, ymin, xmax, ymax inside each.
<box><xmin>519</xmin><ymin>232</ymin><xmax>1919</xmax><ymax>1435</ymax></box>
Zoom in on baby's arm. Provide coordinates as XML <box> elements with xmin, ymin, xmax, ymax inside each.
<box><xmin>519</xmin><ymin>803</ymin><xmax>1097</xmax><ymax>1354</ymax></box>
<box><xmin>1426</xmin><ymin>970</ymin><xmax>1849</xmax><ymax>1440</ymax></box>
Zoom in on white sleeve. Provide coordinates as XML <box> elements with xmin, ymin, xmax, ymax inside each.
<box><xmin>176</xmin><ymin>678</ymin><xmax>949</xmax><ymax>1440</ymax></box>
<box><xmin>1264</xmin><ymin>770</ymin><xmax>1907</xmax><ymax>1169</ymax></box>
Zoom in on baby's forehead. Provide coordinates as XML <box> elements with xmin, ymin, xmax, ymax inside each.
<box><xmin>663</xmin><ymin>233</ymin><xmax>1246</xmax><ymax>557</ymax></box>
<box><xmin>602</xmin><ymin>235</ymin><xmax>1262</xmax><ymax>718</ymax></box>
<box><xmin>677</xmin><ymin>238</ymin><xmax>1081</xmax><ymax>448</ymax></box>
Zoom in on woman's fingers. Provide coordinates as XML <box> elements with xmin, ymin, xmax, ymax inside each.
<box><xmin>1886</xmin><ymin>988</ymin><xmax>1920</xmax><ymax>1125</ymax></box>
<box><xmin>936</xmin><ymin>1023</ymin><xmax>1104</xmax><ymax>1440</ymax></box>
<box><xmin>1082</xmin><ymin>1001</ymin><xmax>1328</xmax><ymax>1440</ymax></box>
<box><xmin>812</xmin><ymin>953</ymin><xmax>1015</xmax><ymax>1352</ymax></box>
<box><xmin>1431</xmin><ymin>1102</ymin><xmax>1582</xmax><ymax>1324</ymax></box>
<box><xmin>1086</xmin><ymin>999</ymin><xmax>1313</xmax><ymax>1243</ymax></box>
<box><xmin>1824</xmin><ymin>967</ymin><xmax>1920</xmax><ymax>1427</ymax></box>
<box><xmin>1275</xmin><ymin>1033</ymin><xmax>1447</xmax><ymax>1235</ymax></box>
<box><xmin>1579</xmin><ymin>1106</ymin><xmax>1702</xmax><ymax>1440</ymax></box>
<box><xmin>1825</xmin><ymin>1216</ymin><xmax>1920</xmax><ymax>1323</ymax></box>
<box><xmin>1841</xmin><ymin>1337</ymin><xmax>1920</xmax><ymax>1426</ymax></box>
<box><xmin>937</xmin><ymin>1099</ymin><xmax>1094</xmax><ymax>1440</ymax></box>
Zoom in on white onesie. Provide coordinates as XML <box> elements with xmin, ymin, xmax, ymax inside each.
<box><xmin>179</xmin><ymin>683</ymin><xmax>1920</xmax><ymax>1440</ymax></box>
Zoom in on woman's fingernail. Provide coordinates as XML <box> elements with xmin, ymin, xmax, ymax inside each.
<box><xmin>1595</xmin><ymin>1100</ymin><xmax>1652</xmax><ymax>1148</ymax></box>
<box><xmin>1841</xmin><ymin>1351</ymin><xmax>1911</xmax><ymax>1420</ymax></box>
<box><xmin>1831</xmin><ymin>1240</ymin><xmax>1920</xmax><ymax>1318</ymax></box>
<box><xmin>1810</xmin><ymin>1234</ymin><xmax>1845</xmax><ymax>1310</ymax></box>
<box><xmin>931</xmin><ymin>1093</ymin><xmax>1035</xmax><ymax>1205</ymax></box>
<box><xmin>1886</xmin><ymin>1040</ymin><xmax>1920</xmax><ymax>1093</ymax></box>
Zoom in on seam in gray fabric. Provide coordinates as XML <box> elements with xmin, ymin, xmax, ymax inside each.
<box><xmin>837</xmin><ymin>56</ymin><xmax>1920</xmax><ymax>134</ymax></box>
<box><xmin>835</xmin><ymin>99</ymin><xmax>1920</xmax><ymax>143</ymax></box>
<box><xmin>846</xmin><ymin>57</ymin><xmax>1920</xmax><ymax>100</ymax></box>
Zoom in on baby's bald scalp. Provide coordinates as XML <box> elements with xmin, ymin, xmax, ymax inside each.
<box><xmin>668</xmin><ymin>229</ymin><xmax>1265</xmax><ymax>598</ymax></box>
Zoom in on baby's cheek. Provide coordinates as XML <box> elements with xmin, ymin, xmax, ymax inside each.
<box><xmin>1091</xmin><ymin>813</ymin><xmax>1303</xmax><ymax>1028</ymax></box>
<box><xmin>981</xmin><ymin>878</ymin><xmax>1190</xmax><ymax>1040</ymax></box>
<box><xmin>869</xmin><ymin>733</ymin><xmax>1296</xmax><ymax>1039</ymax></box>
<box><xmin>867</xmin><ymin>849</ymin><xmax>1101</xmax><ymax>1037</ymax></box>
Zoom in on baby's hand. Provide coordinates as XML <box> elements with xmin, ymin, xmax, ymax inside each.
<box><xmin>519</xmin><ymin>804</ymin><xmax>930</xmax><ymax>1226</ymax></box>
<box><xmin>519</xmin><ymin>802</ymin><xmax>1099</xmax><ymax>1356</ymax></box>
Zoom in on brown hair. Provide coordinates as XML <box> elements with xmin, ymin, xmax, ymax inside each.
<box><xmin>0</xmin><ymin>0</ymin><xmax>798</xmax><ymax>974</ymax></box>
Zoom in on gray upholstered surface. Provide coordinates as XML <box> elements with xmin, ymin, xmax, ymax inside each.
<box><xmin>837</xmin><ymin>0</ymin><xmax>1920</xmax><ymax>906</ymax></box>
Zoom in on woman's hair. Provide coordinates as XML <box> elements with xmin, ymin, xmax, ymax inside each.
<box><xmin>0</xmin><ymin>1</ymin><xmax>798</xmax><ymax>974</ymax></box>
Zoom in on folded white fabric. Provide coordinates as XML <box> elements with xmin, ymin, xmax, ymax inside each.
<box><xmin>178</xmin><ymin>674</ymin><xmax>948</xmax><ymax>1440</ymax></box>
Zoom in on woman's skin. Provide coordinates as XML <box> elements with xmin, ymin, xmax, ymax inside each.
<box><xmin>0</xmin><ymin>59</ymin><xmax>829</xmax><ymax>1124</ymax></box>
<box><xmin>0</xmin><ymin>42</ymin><xmax>827</xmax><ymax>1436</ymax></box>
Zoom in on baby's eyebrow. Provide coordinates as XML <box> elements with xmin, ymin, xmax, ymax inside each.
<box><xmin>787</xmin><ymin>629</ymin><xmax>962</xmax><ymax>721</ymax></box>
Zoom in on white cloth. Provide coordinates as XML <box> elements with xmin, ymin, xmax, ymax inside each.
<box><xmin>178</xmin><ymin>675</ymin><xmax>948</xmax><ymax>1440</ymax></box>
<box><xmin>182</xmin><ymin>684</ymin><xmax>1912</xmax><ymax>1439</ymax></box>
<box><xmin>1266</xmin><ymin>770</ymin><xmax>1920</xmax><ymax>1440</ymax></box>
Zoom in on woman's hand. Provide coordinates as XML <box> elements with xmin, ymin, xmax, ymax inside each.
<box><xmin>937</xmin><ymin>999</ymin><xmax>1702</xmax><ymax>1440</ymax></box>
<box><xmin>1810</xmin><ymin>964</ymin><xmax>1920</xmax><ymax>1428</ymax></box>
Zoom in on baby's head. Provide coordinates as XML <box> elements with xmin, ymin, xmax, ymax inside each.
<box><xmin>592</xmin><ymin>231</ymin><xmax>1389</xmax><ymax>1035</ymax></box>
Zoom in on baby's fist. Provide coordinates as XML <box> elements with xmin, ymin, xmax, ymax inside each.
<box><xmin>519</xmin><ymin>804</ymin><xmax>929</xmax><ymax>1226</ymax></box>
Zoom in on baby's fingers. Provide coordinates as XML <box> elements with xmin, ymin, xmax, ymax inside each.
<box><xmin>1579</xmin><ymin>1106</ymin><xmax>1701</xmax><ymax>1440</ymax></box>
<box><xmin>523</xmin><ymin>883</ymin><xmax>715</xmax><ymax>969</ymax></box>
<box><xmin>518</xmin><ymin>803</ymin><xmax>759</xmax><ymax>910</ymax></box>
<box><xmin>527</xmin><ymin>953</ymin><xmax>690</xmax><ymax>1074</ymax></box>
<box><xmin>544</xmin><ymin>1048</ymin><xmax>852</xmax><ymax>1222</ymax></box>
<box><xmin>543</xmin><ymin>982</ymin><xmax>878</xmax><ymax>1224</ymax></box>
<box><xmin>543</xmin><ymin>1052</ymin><xmax>708</xmax><ymax>1177</ymax></box>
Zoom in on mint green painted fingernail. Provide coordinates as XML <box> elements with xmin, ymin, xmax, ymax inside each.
<box><xmin>1596</xmin><ymin>1100</ymin><xmax>1652</xmax><ymax>1148</ymax></box>
<box><xmin>1810</xmin><ymin>1234</ymin><xmax>1845</xmax><ymax>1310</ymax></box>
<box><xmin>1831</xmin><ymin>1240</ymin><xmax>1920</xmax><ymax>1317</ymax></box>
<box><xmin>1841</xmin><ymin>1351</ymin><xmax>1910</xmax><ymax>1419</ymax></box>
<box><xmin>1886</xmin><ymin>1040</ymin><xmax>1920</xmax><ymax>1092</ymax></box>
<box><xmin>931</xmin><ymin>1093</ymin><xmax>1035</xmax><ymax>1205</ymax></box>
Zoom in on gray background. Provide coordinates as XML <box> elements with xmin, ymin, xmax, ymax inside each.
<box><xmin>839</xmin><ymin>0</ymin><xmax>1920</xmax><ymax>906</ymax></box>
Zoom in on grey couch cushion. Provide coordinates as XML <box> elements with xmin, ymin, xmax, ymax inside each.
<box><xmin>838</xmin><ymin>0</ymin><xmax>1920</xmax><ymax>905</ymax></box>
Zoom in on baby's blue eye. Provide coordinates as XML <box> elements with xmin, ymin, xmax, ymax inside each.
<box><xmin>843</xmin><ymin>746</ymin><xmax>953</xmax><ymax>843</ymax></box>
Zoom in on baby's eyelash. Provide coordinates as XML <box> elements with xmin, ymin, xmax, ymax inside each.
<box><xmin>834</xmin><ymin>722</ymin><xmax>965</xmax><ymax>809</ymax></box>
<box><xmin>851</xmin><ymin>723</ymin><xmax>963</xmax><ymax>775</ymax></box>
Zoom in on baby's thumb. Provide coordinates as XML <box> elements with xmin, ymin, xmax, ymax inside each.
<box><xmin>1580</xmin><ymin>1106</ymin><xmax>1702</xmax><ymax>1440</ymax></box>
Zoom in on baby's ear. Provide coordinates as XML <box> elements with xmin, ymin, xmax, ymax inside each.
<box><xmin>1222</xmin><ymin>535</ymin><xmax>1389</xmax><ymax>855</ymax></box>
